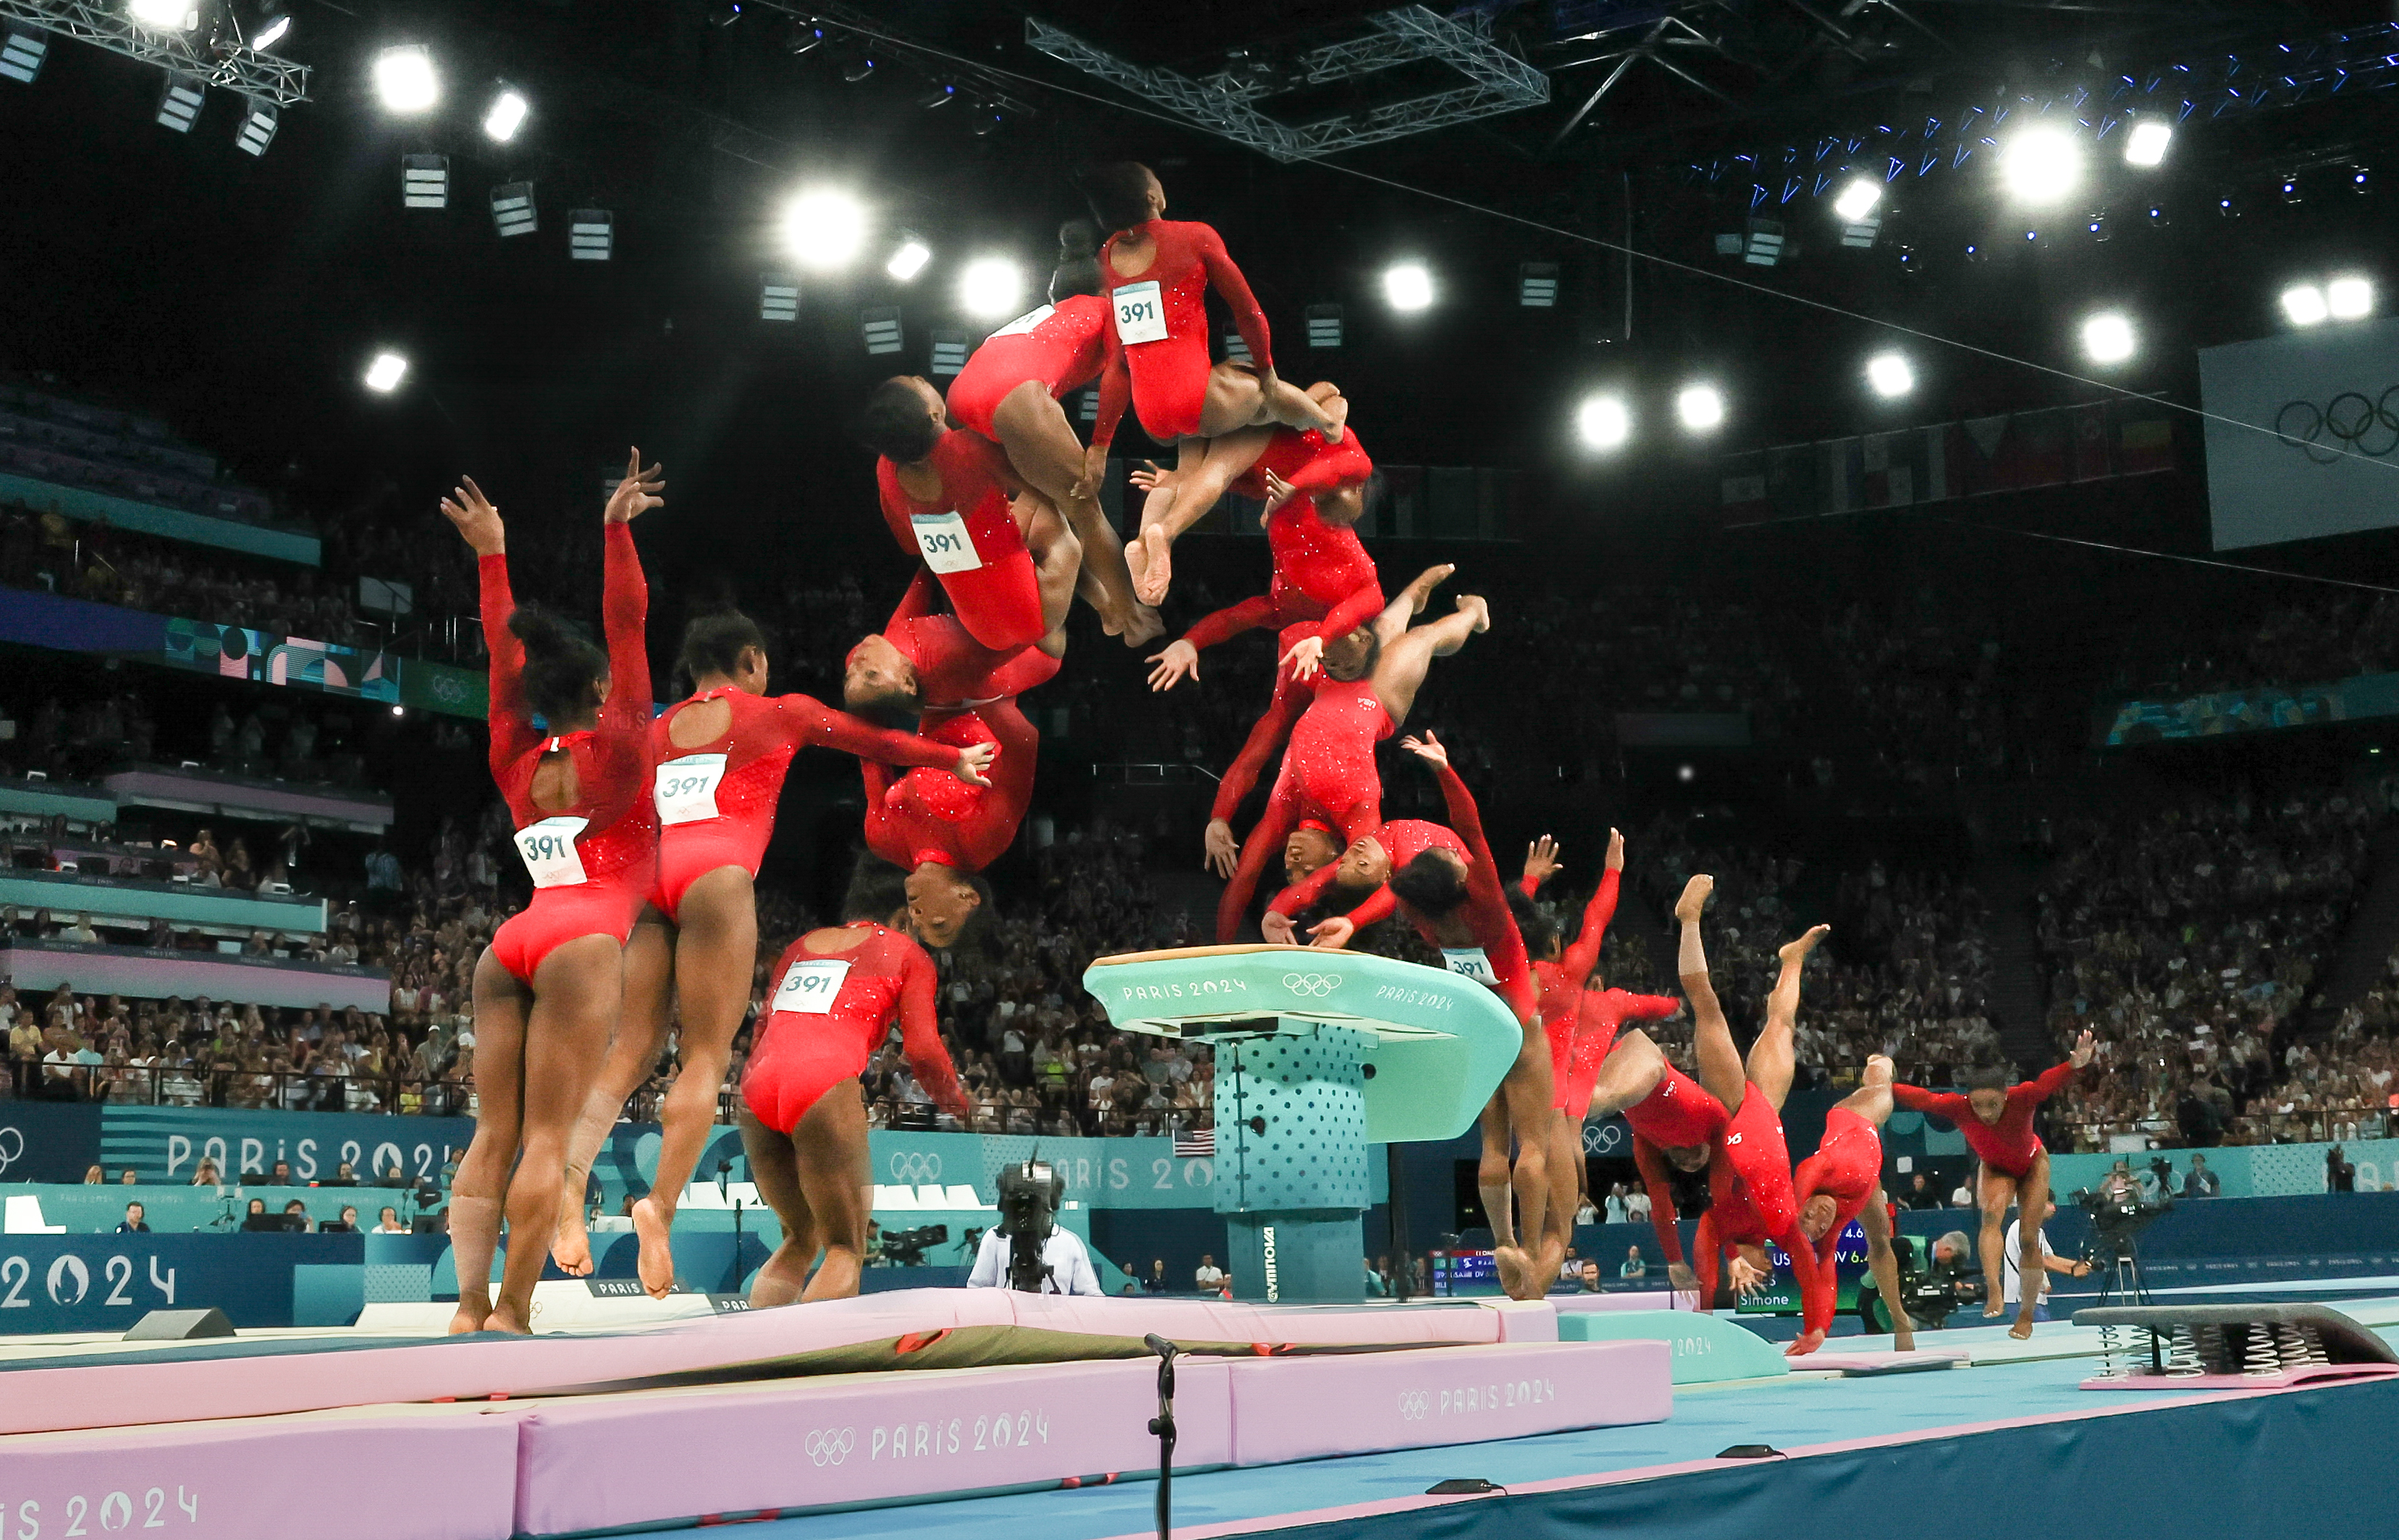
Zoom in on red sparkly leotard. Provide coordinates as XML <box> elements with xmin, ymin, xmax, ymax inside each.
<box><xmin>1234</xmin><ymin>428</ymin><xmax>1381</xmax><ymax>632</ymax></box>
<box><xmin>1526</xmin><ymin>870</ymin><xmax>1622</xmax><ymax>1111</ymax></box>
<box><xmin>875</xmin><ymin>572</ymin><xmax>1063</xmax><ymax>711</ymax></box>
<box><xmin>1692</xmin><ymin>1088</ymin><xmax>1828</xmax><ymax>1331</ymax></box>
<box><xmin>647</xmin><ymin>689</ymin><xmax>960</xmax><ymax>924</ymax></box>
<box><xmin>484</xmin><ymin>522</ymin><xmax>657</xmax><ymax>986</ymax></box>
<box><xmin>945</xmin><ymin>296</ymin><xmax>1110</xmax><ymax>440</ymax></box>
<box><xmin>1792</xmin><ymin>1106</ymin><xmax>1885</xmax><ymax>1340</ymax></box>
<box><xmin>1197</xmin><ymin>619</ymin><xmax>1329</xmax><ymax>826</ymax></box>
<box><xmin>742</xmin><ymin>923</ymin><xmax>969</xmax><ymax>1133</ymax></box>
<box><xmin>1091</xmin><ymin>219</ymin><xmax>1272</xmax><ymax>445</ymax></box>
<box><xmin>1627</xmin><ymin>1063</ymin><xmax>1730</xmax><ymax>1266</ymax></box>
<box><xmin>861</xmin><ymin>696</ymin><xmax>1039</xmax><ymax>875</ymax></box>
<box><xmin>1212</xmin><ymin>677</ymin><xmax>1390</xmax><ymax>942</ymax></box>
<box><xmin>1892</xmin><ymin>1061</ymin><xmax>2078</xmax><ymax>1180</ymax></box>
<box><xmin>1392</xmin><ymin>763</ymin><xmax>1536</xmax><ymax>1030</ymax></box>
<box><xmin>1268</xmin><ymin>818</ymin><xmax>1462</xmax><ymax>928</ymax></box>
<box><xmin>877</xmin><ymin>431</ymin><xmax>1042</xmax><ymax>652</ymax></box>
<box><xmin>1563</xmin><ymin>988</ymin><xmax>1682</xmax><ymax>1120</ymax></box>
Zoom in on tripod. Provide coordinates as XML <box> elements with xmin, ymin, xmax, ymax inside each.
<box><xmin>2089</xmin><ymin>1238</ymin><xmax>2149</xmax><ymax>1307</ymax></box>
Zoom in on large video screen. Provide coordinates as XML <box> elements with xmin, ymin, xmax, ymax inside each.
<box><xmin>2199</xmin><ymin>316</ymin><xmax>2399</xmax><ymax>550</ymax></box>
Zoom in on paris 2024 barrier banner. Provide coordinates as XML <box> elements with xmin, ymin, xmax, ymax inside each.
<box><xmin>32</xmin><ymin>1106</ymin><xmax>1280</xmax><ymax>1211</ymax></box>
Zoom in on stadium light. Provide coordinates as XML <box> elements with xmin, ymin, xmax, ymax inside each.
<box><xmin>1383</xmin><ymin>262</ymin><xmax>1433</xmax><ymax>311</ymax></box>
<box><xmin>1865</xmin><ymin>352</ymin><xmax>1914</xmax><ymax>398</ymax></box>
<box><xmin>2080</xmin><ymin>310</ymin><xmax>2136</xmax><ymax>365</ymax></box>
<box><xmin>2327</xmin><ymin>276</ymin><xmax>2375</xmax><ymax>321</ymax></box>
<box><xmin>251</xmin><ymin>13</ymin><xmax>290</xmax><ymax>50</ymax></box>
<box><xmin>1833</xmin><ymin>178</ymin><xmax>1881</xmax><ymax>224</ymax></box>
<box><xmin>482</xmin><ymin>88</ymin><xmax>528</xmax><ymax>143</ymax></box>
<box><xmin>489</xmin><ymin>181</ymin><xmax>536</xmax><ymax>237</ymax></box>
<box><xmin>1676</xmin><ymin>384</ymin><xmax>1724</xmax><ymax>433</ymax></box>
<box><xmin>2281</xmin><ymin>284</ymin><xmax>2329</xmax><ymax>326</ymax></box>
<box><xmin>155</xmin><ymin>75</ymin><xmax>203</xmax><ymax>132</ymax></box>
<box><xmin>2000</xmin><ymin>125</ymin><xmax>2082</xmax><ymax>205</ymax></box>
<box><xmin>374</xmin><ymin>45</ymin><xmax>438</xmax><ymax>114</ymax></box>
<box><xmin>958</xmin><ymin>256</ymin><xmax>1024</xmax><ymax>321</ymax></box>
<box><xmin>885</xmin><ymin>235</ymin><xmax>931</xmax><ymax>282</ymax></box>
<box><xmin>401</xmin><ymin>153</ymin><xmax>447</xmax><ymax>208</ymax></box>
<box><xmin>0</xmin><ymin>28</ymin><xmax>46</xmax><ymax>84</ymax></box>
<box><xmin>1305</xmin><ymin>303</ymin><xmax>1343</xmax><ymax>348</ymax></box>
<box><xmin>568</xmin><ymin>209</ymin><xmax>612</xmax><ymax>261</ymax></box>
<box><xmin>1519</xmin><ymin>263</ymin><xmax>1559</xmax><ymax>307</ymax></box>
<box><xmin>2124</xmin><ymin>119</ymin><xmax>2172</xmax><ymax>167</ymax></box>
<box><xmin>233</xmin><ymin>100</ymin><xmax>277</xmax><ymax>156</ymax></box>
<box><xmin>363</xmin><ymin>352</ymin><xmax>408</xmax><ymax>393</ymax></box>
<box><xmin>859</xmin><ymin>306</ymin><xmax>902</xmax><ymax>353</ymax></box>
<box><xmin>1575</xmin><ymin>394</ymin><xmax>1629</xmax><ymax>451</ymax></box>
<box><xmin>782</xmin><ymin>188</ymin><xmax>867</xmax><ymax>271</ymax></box>
<box><xmin>759</xmin><ymin>275</ymin><xmax>798</xmax><ymax>322</ymax></box>
<box><xmin>127</xmin><ymin>0</ymin><xmax>195</xmax><ymax>30</ymax></box>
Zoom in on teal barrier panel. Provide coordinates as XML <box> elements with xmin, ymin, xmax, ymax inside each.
<box><xmin>1556</xmin><ymin>1308</ymin><xmax>1792</xmax><ymax>1384</ymax></box>
<box><xmin>0</xmin><ymin>1233</ymin><xmax>361</xmax><ymax>1329</ymax></box>
<box><xmin>0</xmin><ymin>777</ymin><xmax>114</xmax><ymax>823</ymax></box>
<box><xmin>0</xmin><ymin>871</ymin><xmax>326</xmax><ymax>934</ymax></box>
<box><xmin>2049</xmin><ymin>1138</ymin><xmax>2399</xmax><ymax>1199</ymax></box>
<box><xmin>99</xmin><ymin>1107</ymin><xmax>475</xmax><ymax>1185</ymax></box>
<box><xmin>0</xmin><ymin>470</ymin><xmax>319</xmax><ymax>564</ymax></box>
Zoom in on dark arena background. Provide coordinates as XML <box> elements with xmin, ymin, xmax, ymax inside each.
<box><xmin>6</xmin><ymin>1</ymin><xmax>2399</xmax><ymax>1537</ymax></box>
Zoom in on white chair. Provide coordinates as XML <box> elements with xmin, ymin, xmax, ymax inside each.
<box><xmin>2</xmin><ymin>1196</ymin><xmax>64</xmax><ymax>1234</ymax></box>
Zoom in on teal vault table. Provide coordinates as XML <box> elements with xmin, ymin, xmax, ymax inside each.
<box><xmin>1082</xmin><ymin>944</ymin><xmax>1524</xmax><ymax>1302</ymax></box>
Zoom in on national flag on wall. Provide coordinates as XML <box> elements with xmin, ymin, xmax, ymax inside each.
<box><xmin>2115</xmin><ymin>403</ymin><xmax>2176</xmax><ymax>475</ymax></box>
<box><xmin>1173</xmin><ymin>1128</ymin><xmax>1215</xmax><ymax>1157</ymax></box>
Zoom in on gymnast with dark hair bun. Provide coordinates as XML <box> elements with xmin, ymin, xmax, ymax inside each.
<box><xmin>436</xmin><ymin>450</ymin><xmax>661</xmax><ymax>1336</ymax></box>
<box><xmin>548</xmin><ymin>604</ymin><xmax>995</xmax><ymax>1295</ymax></box>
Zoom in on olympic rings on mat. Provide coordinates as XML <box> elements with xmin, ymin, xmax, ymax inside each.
<box><xmin>1396</xmin><ymin>1390</ymin><xmax>1430</xmax><ymax>1421</ymax></box>
<box><xmin>805</xmin><ymin>1428</ymin><xmax>857</xmax><ymax>1466</ymax></box>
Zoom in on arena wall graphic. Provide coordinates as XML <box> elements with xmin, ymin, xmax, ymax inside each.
<box><xmin>2199</xmin><ymin>312</ymin><xmax>2399</xmax><ymax>549</ymax></box>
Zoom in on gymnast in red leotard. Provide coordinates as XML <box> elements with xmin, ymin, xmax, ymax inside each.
<box><xmin>548</xmin><ymin>609</ymin><xmax>993</xmax><ymax>1293</ymax></box>
<box><xmin>854</xmin><ymin>377</ymin><xmax>1082</xmax><ymax>653</ymax></box>
<box><xmin>946</xmin><ymin>290</ymin><xmax>1155</xmax><ymax>644</ymax></box>
<box><xmin>439</xmin><ymin>452</ymin><xmax>661</xmax><ymax>1337</ymax></box>
<box><xmin>1074</xmin><ymin>161</ymin><xmax>1345</xmax><ymax>601</ymax></box>
<box><xmin>1893</xmin><ymin>1031</ymin><xmax>2094</xmax><ymax>1338</ymax></box>
<box><xmin>739</xmin><ymin>902</ymin><xmax>969</xmax><ymax>1306</ymax></box>
<box><xmin>1668</xmin><ymin>875</ymin><xmax>1836</xmax><ymax>1352</ymax></box>
<box><xmin>1370</xmin><ymin>731</ymin><xmax>1554</xmax><ymax>1299</ymax></box>
<box><xmin>1213</xmin><ymin>565</ymin><xmax>1477</xmax><ymax>942</ymax></box>
<box><xmin>1120</xmin><ymin>409</ymin><xmax>1367</xmax><ymax>608</ymax></box>
<box><xmin>1794</xmin><ymin>1055</ymin><xmax>1918</xmax><ymax>1352</ymax></box>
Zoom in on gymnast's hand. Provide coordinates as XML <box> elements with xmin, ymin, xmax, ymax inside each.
<box><xmin>1727</xmin><ymin>1254</ymin><xmax>1769</xmax><ymax>1298</ymax></box>
<box><xmin>1522</xmin><ymin>836</ymin><xmax>1562</xmax><ymax>889</ymax></box>
<box><xmin>1401</xmin><ymin>732</ymin><xmax>1449</xmax><ymax>771</ymax></box>
<box><xmin>1260</xmin><ymin>468</ymin><xmax>1299</xmax><ymax>515</ymax></box>
<box><xmin>2070</xmin><ymin>1028</ymin><xmax>2096</xmax><ymax>1070</ymax></box>
<box><xmin>1202</xmin><ymin>818</ymin><xmax>1238</xmax><ymax>879</ymax></box>
<box><xmin>1309</xmin><ymin>915</ymin><xmax>1355</xmax><ymax>950</ymax></box>
<box><xmin>951</xmin><ymin>742</ymin><xmax>995</xmax><ymax>787</ymax></box>
<box><xmin>1785</xmin><ymin>1329</ymin><xmax>1826</xmax><ymax>1358</ymax></box>
<box><xmin>439</xmin><ymin>475</ymin><xmax>505</xmax><ymax>556</ymax></box>
<box><xmin>1260</xmin><ymin>910</ymin><xmax>1298</xmax><ymax>945</ymax></box>
<box><xmin>1128</xmin><ymin>458</ymin><xmax>1176</xmax><ymax>494</ymax></box>
<box><xmin>1281</xmin><ymin>634</ymin><xmax>1324</xmax><ymax>681</ymax></box>
<box><xmin>1148</xmin><ymin>639</ymin><xmax>1200</xmax><ymax>692</ymax></box>
<box><xmin>604</xmin><ymin>447</ymin><xmax>665</xmax><ymax>525</ymax></box>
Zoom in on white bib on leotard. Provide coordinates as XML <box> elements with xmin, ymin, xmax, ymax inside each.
<box><xmin>1110</xmin><ymin>281</ymin><xmax>1168</xmax><ymax>345</ymax></box>
<box><xmin>1441</xmin><ymin>947</ymin><xmax>1497</xmax><ymax>985</ymax></box>
<box><xmin>991</xmin><ymin>303</ymin><xmax>1055</xmax><ymax>338</ymax></box>
<box><xmin>773</xmin><ymin>957</ymin><xmax>852</xmax><ymax>1015</ymax></box>
<box><xmin>654</xmin><ymin>753</ymin><xmax>728</xmax><ymax>826</ymax></box>
<box><xmin>514</xmin><ymin>816</ymin><xmax>591</xmax><ymax>889</ymax></box>
<box><xmin>910</xmin><ymin>510</ymin><xmax>983</xmax><ymax>574</ymax></box>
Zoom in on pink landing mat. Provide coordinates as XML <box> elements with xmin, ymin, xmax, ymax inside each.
<box><xmin>0</xmin><ymin>1404</ymin><xmax>519</xmax><ymax>1540</ymax></box>
<box><xmin>0</xmin><ymin>1290</ymin><xmax>1520</xmax><ymax>1437</ymax></box>
<box><xmin>2078</xmin><ymin>1362</ymin><xmax>2399</xmax><ymax>1392</ymax></box>
<box><xmin>509</xmin><ymin>1340</ymin><xmax>1667</xmax><ymax>1537</ymax></box>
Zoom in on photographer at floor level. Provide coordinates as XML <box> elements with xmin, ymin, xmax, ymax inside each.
<box><xmin>967</xmin><ymin>1158</ymin><xmax>1105</xmax><ymax>1296</ymax></box>
<box><xmin>2002</xmin><ymin>1196</ymin><xmax>2092</xmax><ymax>1322</ymax></box>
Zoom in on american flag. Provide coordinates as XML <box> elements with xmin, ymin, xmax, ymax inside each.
<box><xmin>1173</xmin><ymin>1128</ymin><xmax>1215</xmax><ymax>1158</ymax></box>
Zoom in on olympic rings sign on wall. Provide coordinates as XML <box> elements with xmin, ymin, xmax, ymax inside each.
<box><xmin>0</xmin><ymin>1126</ymin><xmax>23</xmax><ymax>1177</ymax></box>
<box><xmin>2275</xmin><ymin>386</ymin><xmax>2399</xmax><ymax>462</ymax></box>
<box><xmin>805</xmin><ymin>1429</ymin><xmax>857</xmax><ymax>1467</ymax></box>
<box><xmin>886</xmin><ymin>1151</ymin><xmax>943</xmax><ymax>1183</ymax></box>
<box><xmin>1281</xmin><ymin>973</ymin><xmax>1344</xmax><ymax>998</ymax></box>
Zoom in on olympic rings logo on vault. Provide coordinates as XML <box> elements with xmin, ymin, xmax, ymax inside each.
<box><xmin>1281</xmin><ymin>973</ymin><xmax>1344</xmax><ymax>997</ymax></box>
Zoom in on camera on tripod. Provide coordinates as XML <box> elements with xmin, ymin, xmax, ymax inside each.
<box><xmin>880</xmin><ymin>1224</ymin><xmax>949</xmax><ymax>1266</ymax></box>
<box><xmin>2073</xmin><ymin>1185</ymin><xmax>2170</xmax><ymax>1259</ymax></box>
<box><xmin>996</xmin><ymin>1158</ymin><xmax>1064</xmax><ymax>1293</ymax></box>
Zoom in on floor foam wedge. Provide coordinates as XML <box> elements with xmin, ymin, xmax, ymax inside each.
<box><xmin>508</xmin><ymin>1340</ymin><xmax>1668</xmax><ymax>1536</ymax></box>
<box><xmin>0</xmin><ymin>1289</ymin><xmax>1512</xmax><ymax>1436</ymax></box>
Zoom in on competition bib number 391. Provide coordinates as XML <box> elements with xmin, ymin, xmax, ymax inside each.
<box><xmin>1112</xmin><ymin>281</ymin><xmax>1168</xmax><ymax>345</ymax></box>
<box><xmin>774</xmin><ymin>958</ymin><xmax>852</xmax><ymax>1015</ymax></box>
<box><xmin>515</xmin><ymin>816</ymin><xmax>591</xmax><ymax>889</ymax></box>
<box><xmin>654</xmin><ymin>753</ymin><xmax>728</xmax><ymax>826</ymax></box>
<box><xmin>911</xmin><ymin>510</ymin><xmax>983</xmax><ymax>575</ymax></box>
<box><xmin>1441</xmin><ymin>947</ymin><xmax>1498</xmax><ymax>985</ymax></box>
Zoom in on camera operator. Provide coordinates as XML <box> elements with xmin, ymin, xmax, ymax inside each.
<box><xmin>968</xmin><ymin>1159</ymin><xmax>1104</xmax><ymax>1296</ymax></box>
<box><xmin>1923</xmin><ymin>1230</ymin><xmax>1982</xmax><ymax>1310</ymax></box>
